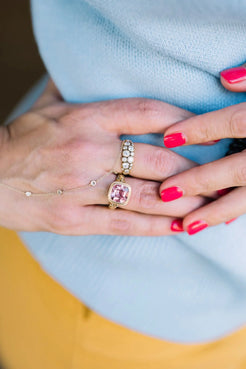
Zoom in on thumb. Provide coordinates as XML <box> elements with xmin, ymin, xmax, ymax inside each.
<box><xmin>220</xmin><ymin>63</ymin><xmax>246</xmax><ymax>92</ymax></box>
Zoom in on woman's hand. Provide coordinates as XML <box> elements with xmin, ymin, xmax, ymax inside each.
<box><xmin>0</xmin><ymin>80</ymin><xmax>206</xmax><ymax>236</ymax></box>
<box><xmin>160</xmin><ymin>64</ymin><xmax>246</xmax><ymax>235</ymax></box>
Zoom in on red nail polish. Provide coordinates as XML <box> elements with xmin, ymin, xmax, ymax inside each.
<box><xmin>164</xmin><ymin>133</ymin><xmax>186</xmax><ymax>148</ymax></box>
<box><xmin>225</xmin><ymin>218</ymin><xmax>237</xmax><ymax>225</ymax></box>
<box><xmin>217</xmin><ymin>188</ymin><xmax>231</xmax><ymax>196</ymax></box>
<box><xmin>187</xmin><ymin>220</ymin><xmax>208</xmax><ymax>235</ymax></box>
<box><xmin>171</xmin><ymin>219</ymin><xmax>184</xmax><ymax>232</ymax></box>
<box><xmin>220</xmin><ymin>67</ymin><xmax>246</xmax><ymax>84</ymax></box>
<box><xmin>161</xmin><ymin>186</ymin><xmax>183</xmax><ymax>202</ymax></box>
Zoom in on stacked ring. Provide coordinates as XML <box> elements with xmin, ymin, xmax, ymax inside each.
<box><xmin>107</xmin><ymin>173</ymin><xmax>132</xmax><ymax>209</ymax></box>
<box><xmin>120</xmin><ymin>139</ymin><xmax>135</xmax><ymax>175</ymax></box>
<box><xmin>107</xmin><ymin>140</ymin><xmax>135</xmax><ymax>209</ymax></box>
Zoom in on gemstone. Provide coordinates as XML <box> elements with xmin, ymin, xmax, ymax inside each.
<box><xmin>123</xmin><ymin>163</ymin><xmax>129</xmax><ymax>169</ymax></box>
<box><xmin>124</xmin><ymin>169</ymin><xmax>130</xmax><ymax>173</ymax></box>
<box><xmin>125</xmin><ymin>141</ymin><xmax>130</xmax><ymax>146</ymax></box>
<box><xmin>25</xmin><ymin>191</ymin><xmax>32</xmax><ymax>197</ymax></box>
<box><xmin>122</xmin><ymin>157</ymin><xmax>127</xmax><ymax>162</ymax></box>
<box><xmin>128</xmin><ymin>156</ymin><xmax>134</xmax><ymax>163</ymax></box>
<box><xmin>123</xmin><ymin>146</ymin><xmax>128</xmax><ymax>150</ymax></box>
<box><xmin>129</xmin><ymin>146</ymin><xmax>134</xmax><ymax>151</ymax></box>
<box><xmin>123</xmin><ymin>150</ymin><xmax>130</xmax><ymax>157</ymax></box>
<box><xmin>130</xmin><ymin>152</ymin><xmax>134</xmax><ymax>156</ymax></box>
<box><xmin>109</xmin><ymin>182</ymin><xmax>130</xmax><ymax>204</ymax></box>
<box><xmin>56</xmin><ymin>189</ymin><xmax>64</xmax><ymax>195</ymax></box>
<box><xmin>89</xmin><ymin>180</ymin><xmax>97</xmax><ymax>187</ymax></box>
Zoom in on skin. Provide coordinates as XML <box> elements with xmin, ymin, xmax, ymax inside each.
<box><xmin>160</xmin><ymin>63</ymin><xmax>246</xmax><ymax>232</ymax></box>
<box><xmin>0</xmin><ymin>80</ymin><xmax>207</xmax><ymax>236</ymax></box>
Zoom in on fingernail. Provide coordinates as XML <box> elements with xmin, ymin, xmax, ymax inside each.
<box><xmin>220</xmin><ymin>67</ymin><xmax>246</xmax><ymax>84</ymax></box>
<box><xmin>171</xmin><ymin>219</ymin><xmax>184</xmax><ymax>232</ymax></box>
<box><xmin>187</xmin><ymin>220</ymin><xmax>208</xmax><ymax>235</ymax></box>
<box><xmin>217</xmin><ymin>188</ymin><xmax>231</xmax><ymax>196</ymax></box>
<box><xmin>225</xmin><ymin>218</ymin><xmax>237</xmax><ymax>225</ymax></box>
<box><xmin>164</xmin><ymin>133</ymin><xmax>186</xmax><ymax>148</ymax></box>
<box><xmin>161</xmin><ymin>186</ymin><xmax>184</xmax><ymax>202</ymax></box>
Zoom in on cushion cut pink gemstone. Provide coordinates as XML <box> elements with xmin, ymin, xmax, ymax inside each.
<box><xmin>110</xmin><ymin>183</ymin><xmax>129</xmax><ymax>204</ymax></box>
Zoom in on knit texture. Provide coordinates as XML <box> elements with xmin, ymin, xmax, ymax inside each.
<box><xmin>13</xmin><ymin>0</ymin><xmax>246</xmax><ymax>342</ymax></box>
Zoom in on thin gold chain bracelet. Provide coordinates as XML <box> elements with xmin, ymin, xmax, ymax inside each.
<box><xmin>0</xmin><ymin>141</ymin><xmax>124</xmax><ymax>198</ymax></box>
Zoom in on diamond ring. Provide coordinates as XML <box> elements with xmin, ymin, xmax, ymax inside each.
<box><xmin>120</xmin><ymin>139</ymin><xmax>135</xmax><ymax>175</ymax></box>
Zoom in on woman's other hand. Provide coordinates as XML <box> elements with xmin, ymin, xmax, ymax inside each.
<box><xmin>0</xmin><ymin>79</ymin><xmax>206</xmax><ymax>236</ymax></box>
<box><xmin>160</xmin><ymin>64</ymin><xmax>246</xmax><ymax>235</ymax></box>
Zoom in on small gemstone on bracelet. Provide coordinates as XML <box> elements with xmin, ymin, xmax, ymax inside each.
<box><xmin>56</xmin><ymin>189</ymin><xmax>64</xmax><ymax>195</ymax></box>
<box><xmin>89</xmin><ymin>180</ymin><xmax>97</xmax><ymax>187</ymax></box>
<box><xmin>25</xmin><ymin>191</ymin><xmax>32</xmax><ymax>197</ymax></box>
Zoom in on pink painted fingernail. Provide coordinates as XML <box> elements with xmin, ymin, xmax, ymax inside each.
<box><xmin>161</xmin><ymin>186</ymin><xmax>183</xmax><ymax>202</ymax></box>
<box><xmin>225</xmin><ymin>218</ymin><xmax>237</xmax><ymax>225</ymax></box>
<box><xmin>217</xmin><ymin>188</ymin><xmax>231</xmax><ymax>196</ymax></box>
<box><xmin>164</xmin><ymin>133</ymin><xmax>186</xmax><ymax>148</ymax></box>
<box><xmin>187</xmin><ymin>220</ymin><xmax>208</xmax><ymax>235</ymax></box>
<box><xmin>220</xmin><ymin>67</ymin><xmax>246</xmax><ymax>84</ymax></box>
<box><xmin>171</xmin><ymin>219</ymin><xmax>184</xmax><ymax>232</ymax></box>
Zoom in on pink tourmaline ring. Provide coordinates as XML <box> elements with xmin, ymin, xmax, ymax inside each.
<box><xmin>107</xmin><ymin>174</ymin><xmax>131</xmax><ymax>209</ymax></box>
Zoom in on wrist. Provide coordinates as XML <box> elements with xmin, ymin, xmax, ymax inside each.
<box><xmin>0</xmin><ymin>124</ymin><xmax>12</xmax><ymax>177</ymax></box>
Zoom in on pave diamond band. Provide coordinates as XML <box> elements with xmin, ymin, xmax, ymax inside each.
<box><xmin>108</xmin><ymin>173</ymin><xmax>131</xmax><ymax>209</ymax></box>
<box><xmin>120</xmin><ymin>140</ymin><xmax>135</xmax><ymax>175</ymax></box>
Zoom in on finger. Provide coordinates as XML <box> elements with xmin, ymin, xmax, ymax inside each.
<box><xmin>182</xmin><ymin>187</ymin><xmax>246</xmax><ymax>235</ymax></box>
<box><xmin>111</xmin><ymin>142</ymin><xmax>198</xmax><ymax>182</ymax></box>
<box><xmin>81</xmin><ymin>175</ymin><xmax>207</xmax><ymax>218</ymax></box>
<box><xmin>163</xmin><ymin>102</ymin><xmax>246</xmax><ymax>148</ymax></box>
<box><xmin>74</xmin><ymin>205</ymin><xmax>184</xmax><ymax>236</ymax></box>
<box><xmin>159</xmin><ymin>151</ymin><xmax>246</xmax><ymax>201</ymax></box>
<box><xmin>71</xmin><ymin>97</ymin><xmax>194</xmax><ymax>135</ymax></box>
<box><xmin>220</xmin><ymin>64</ymin><xmax>246</xmax><ymax>92</ymax></box>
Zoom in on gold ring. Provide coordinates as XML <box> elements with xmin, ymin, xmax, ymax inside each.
<box><xmin>107</xmin><ymin>174</ymin><xmax>131</xmax><ymax>209</ymax></box>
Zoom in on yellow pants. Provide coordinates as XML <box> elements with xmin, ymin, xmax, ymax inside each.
<box><xmin>1</xmin><ymin>227</ymin><xmax>246</xmax><ymax>369</ymax></box>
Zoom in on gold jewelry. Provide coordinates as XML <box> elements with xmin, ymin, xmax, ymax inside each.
<box><xmin>107</xmin><ymin>173</ymin><xmax>131</xmax><ymax>209</ymax></box>
<box><xmin>120</xmin><ymin>139</ymin><xmax>135</xmax><ymax>175</ymax></box>
<box><xmin>0</xmin><ymin>142</ymin><xmax>122</xmax><ymax>198</ymax></box>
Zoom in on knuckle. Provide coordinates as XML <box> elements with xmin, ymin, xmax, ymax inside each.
<box><xmin>149</xmin><ymin>148</ymin><xmax>176</xmax><ymax>176</ymax></box>
<box><xmin>109</xmin><ymin>213</ymin><xmax>131</xmax><ymax>234</ymax></box>
<box><xmin>143</xmin><ymin>219</ymin><xmax>156</xmax><ymax>236</ymax></box>
<box><xmin>137</xmin><ymin>99</ymin><xmax>162</xmax><ymax>119</ymax></box>
<box><xmin>201</xmin><ymin>125</ymin><xmax>212</xmax><ymax>142</ymax></box>
<box><xmin>234</xmin><ymin>160</ymin><xmax>246</xmax><ymax>185</ymax></box>
<box><xmin>194</xmin><ymin>170</ymin><xmax>210</xmax><ymax>192</ymax></box>
<box><xmin>229</xmin><ymin>106</ymin><xmax>246</xmax><ymax>137</ymax></box>
<box><xmin>144</xmin><ymin>217</ymin><xmax>166</xmax><ymax>236</ymax></box>
<box><xmin>135</xmin><ymin>181</ymin><xmax>158</xmax><ymax>209</ymax></box>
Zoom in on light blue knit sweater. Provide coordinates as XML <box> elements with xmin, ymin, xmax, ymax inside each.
<box><xmin>12</xmin><ymin>0</ymin><xmax>246</xmax><ymax>343</ymax></box>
